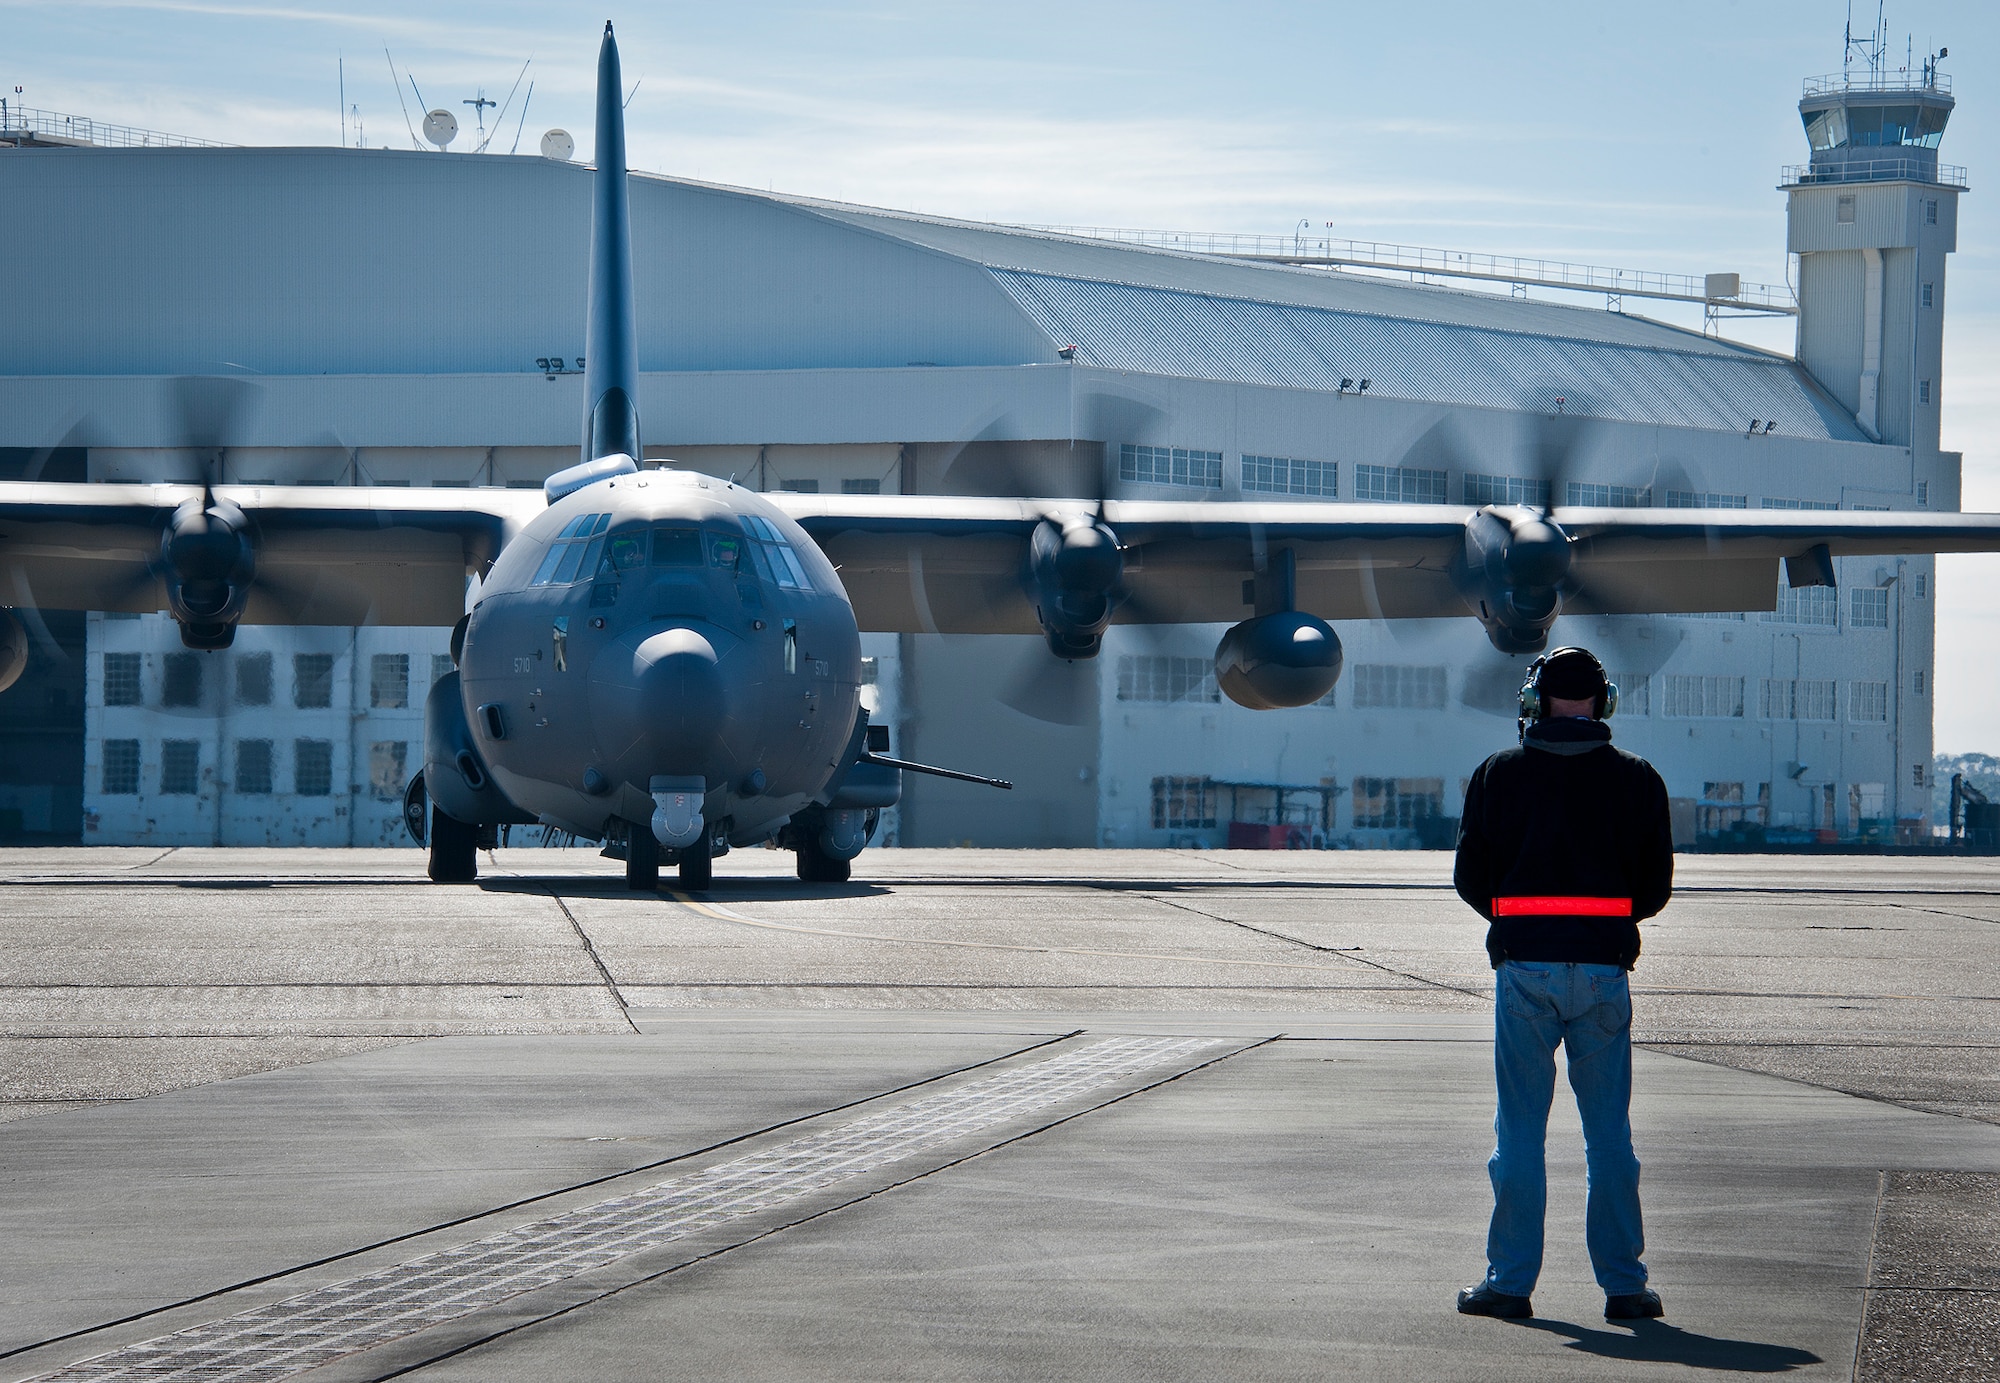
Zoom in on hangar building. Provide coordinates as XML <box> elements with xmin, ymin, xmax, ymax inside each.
<box><xmin>0</xmin><ymin>64</ymin><xmax>1965</xmax><ymax>849</ymax></box>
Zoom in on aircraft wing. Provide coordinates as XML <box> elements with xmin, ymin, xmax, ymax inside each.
<box><xmin>777</xmin><ymin>494</ymin><xmax>2000</xmax><ymax>634</ymax></box>
<box><xmin>0</xmin><ymin>482</ymin><xmax>541</xmax><ymax>626</ymax></box>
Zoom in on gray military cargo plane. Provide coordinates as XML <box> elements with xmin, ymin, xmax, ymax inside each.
<box><xmin>6</xmin><ymin>22</ymin><xmax>2000</xmax><ymax>890</ymax></box>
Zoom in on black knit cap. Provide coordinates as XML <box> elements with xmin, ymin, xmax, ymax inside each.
<box><xmin>1539</xmin><ymin>646</ymin><xmax>1607</xmax><ymax>701</ymax></box>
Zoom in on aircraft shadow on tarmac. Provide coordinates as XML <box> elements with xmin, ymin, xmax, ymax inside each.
<box><xmin>1516</xmin><ymin>1317</ymin><xmax>1821</xmax><ymax>1372</ymax></box>
<box><xmin>476</xmin><ymin>875</ymin><xmax>895</xmax><ymax>902</ymax></box>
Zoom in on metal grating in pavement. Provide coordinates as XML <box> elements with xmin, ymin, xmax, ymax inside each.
<box><xmin>36</xmin><ymin>1036</ymin><xmax>1230</xmax><ymax>1383</ymax></box>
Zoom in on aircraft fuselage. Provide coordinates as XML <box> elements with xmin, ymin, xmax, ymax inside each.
<box><xmin>458</xmin><ymin>470</ymin><xmax>862</xmax><ymax>853</ymax></box>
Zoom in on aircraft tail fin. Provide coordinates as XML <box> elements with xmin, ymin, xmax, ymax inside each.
<box><xmin>583</xmin><ymin>21</ymin><xmax>640</xmax><ymax>467</ymax></box>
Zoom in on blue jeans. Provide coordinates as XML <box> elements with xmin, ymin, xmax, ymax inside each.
<box><xmin>1485</xmin><ymin>960</ymin><xmax>1647</xmax><ymax>1297</ymax></box>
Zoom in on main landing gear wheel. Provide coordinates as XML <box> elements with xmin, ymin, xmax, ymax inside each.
<box><xmin>626</xmin><ymin>825</ymin><xmax>660</xmax><ymax>891</ymax></box>
<box><xmin>677</xmin><ymin>845</ymin><xmax>713</xmax><ymax>892</ymax></box>
<box><xmin>795</xmin><ymin>837</ymin><xmax>851</xmax><ymax>884</ymax></box>
<box><xmin>428</xmin><ymin>809</ymin><xmax>479</xmax><ymax>883</ymax></box>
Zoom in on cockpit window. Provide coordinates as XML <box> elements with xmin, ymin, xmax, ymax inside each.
<box><xmin>651</xmin><ymin>528</ymin><xmax>703</xmax><ymax>567</ymax></box>
<box><xmin>738</xmin><ymin>514</ymin><xmax>814</xmax><ymax>592</ymax></box>
<box><xmin>604</xmin><ymin>532</ymin><xmax>646</xmax><ymax>574</ymax></box>
<box><xmin>708</xmin><ymin>532</ymin><xmax>743</xmax><ymax>571</ymax></box>
<box><xmin>529</xmin><ymin>512</ymin><xmax>610</xmax><ymax>586</ymax></box>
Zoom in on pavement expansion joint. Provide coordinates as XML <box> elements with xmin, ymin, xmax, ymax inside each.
<box><xmin>25</xmin><ymin>1034</ymin><xmax>1234</xmax><ymax>1383</ymax></box>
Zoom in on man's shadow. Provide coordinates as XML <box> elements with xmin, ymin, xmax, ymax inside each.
<box><xmin>1516</xmin><ymin>1317</ymin><xmax>1821</xmax><ymax>1373</ymax></box>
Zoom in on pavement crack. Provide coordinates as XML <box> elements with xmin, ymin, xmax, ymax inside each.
<box><xmin>1132</xmin><ymin>892</ymin><xmax>1489</xmax><ymax>1000</ymax></box>
<box><xmin>546</xmin><ymin>889</ymin><xmax>638</xmax><ymax>1033</ymax></box>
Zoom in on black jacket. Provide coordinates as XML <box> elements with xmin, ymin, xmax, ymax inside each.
<box><xmin>1453</xmin><ymin>717</ymin><xmax>1674</xmax><ymax>969</ymax></box>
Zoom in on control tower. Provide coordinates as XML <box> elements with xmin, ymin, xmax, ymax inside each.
<box><xmin>1783</xmin><ymin>38</ymin><xmax>1962</xmax><ymax>826</ymax></box>
<box><xmin>1785</xmin><ymin>48</ymin><xmax>1961</xmax><ymax>452</ymax></box>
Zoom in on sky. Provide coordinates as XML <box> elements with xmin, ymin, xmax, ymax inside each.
<box><xmin>8</xmin><ymin>0</ymin><xmax>1999</xmax><ymax>750</ymax></box>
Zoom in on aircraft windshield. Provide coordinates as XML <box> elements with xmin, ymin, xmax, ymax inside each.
<box><xmin>651</xmin><ymin>528</ymin><xmax>703</xmax><ymax>567</ymax></box>
<box><xmin>739</xmin><ymin>514</ymin><xmax>814</xmax><ymax>592</ymax></box>
<box><xmin>530</xmin><ymin>512</ymin><xmax>610</xmax><ymax>586</ymax></box>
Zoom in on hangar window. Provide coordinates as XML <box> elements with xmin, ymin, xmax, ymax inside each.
<box><xmin>1351</xmin><ymin>777</ymin><xmax>1444</xmax><ymax>830</ymax></box>
<box><xmin>294</xmin><ymin>654</ymin><xmax>334</xmax><ymax>709</ymax></box>
<box><xmin>162</xmin><ymin>653</ymin><xmax>203</xmax><ymax>709</ymax></box>
<box><xmin>161</xmin><ymin>740</ymin><xmax>200</xmax><ymax>795</ymax></box>
<box><xmin>1665</xmin><ymin>490</ymin><xmax>1747</xmax><ymax>509</ymax></box>
<box><xmin>369</xmin><ymin>742</ymin><xmax>408</xmax><ymax>800</ymax></box>
<box><xmin>1117</xmin><ymin>655</ymin><xmax>1219</xmax><ymax>704</ymax></box>
<box><xmin>294</xmin><ymin>739</ymin><xmax>334</xmax><ymax>796</ymax></box>
<box><xmin>1663</xmin><ymin>675</ymin><xmax>1744</xmax><ymax>718</ymax></box>
<box><xmin>1765</xmin><ymin>581</ymin><xmax>1839</xmax><ymax>627</ymax></box>
<box><xmin>102</xmin><ymin>653</ymin><xmax>142</xmax><ymax>707</ymax></box>
<box><xmin>1150</xmin><ymin>776</ymin><xmax>1217</xmax><ymax>830</ymax></box>
<box><xmin>1760</xmin><ymin>678</ymin><xmax>1838</xmax><ymax>721</ymax></box>
<box><xmin>1761</xmin><ymin>497</ymin><xmax>1838</xmax><ymax>510</ymax></box>
<box><xmin>530</xmin><ymin>513</ymin><xmax>610</xmax><ymax>585</ymax></box>
<box><xmin>842</xmin><ymin>478</ymin><xmax>882</xmax><ymax>494</ymax></box>
<box><xmin>1850</xmin><ymin>588</ymin><xmax>1890</xmax><ymax>628</ymax></box>
<box><xmin>1463</xmin><ymin>473</ymin><xmax>1549</xmax><ymax>507</ymax></box>
<box><xmin>1349</xmin><ymin>664</ymin><xmax>1448</xmax><ymax>710</ymax></box>
<box><xmin>235</xmin><ymin>740</ymin><xmax>273</xmax><ymax>795</ymax></box>
<box><xmin>1607</xmin><ymin>672</ymin><xmax>1649</xmax><ymax>717</ymax></box>
<box><xmin>1698</xmin><ymin>782</ymin><xmax>1747</xmax><ymax>835</ymax></box>
<box><xmin>236</xmin><ymin>653</ymin><xmax>273</xmax><ymax>706</ymax></box>
<box><xmin>370</xmin><ymin>654</ymin><xmax>409</xmax><ymax>709</ymax></box>
<box><xmin>1355</xmin><ymin>465</ymin><xmax>1447</xmax><ymax>504</ymax></box>
<box><xmin>1849</xmin><ymin>681</ymin><xmax>1889</xmax><ymax>721</ymax></box>
<box><xmin>1243</xmin><ymin>455</ymin><xmax>1337</xmax><ymax>498</ymax></box>
<box><xmin>101</xmin><ymin>740</ymin><xmax>141</xmax><ymax>795</ymax></box>
<box><xmin>1564</xmin><ymin>482</ymin><xmax>1651</xmax><ymax>508</ymax></box>
<box><xmin>431</xmin><ymin>654</ymin><xmax>455</xmax><ymax>687</ymax></box>
<box><xmin>1121</xmin><ymin>444</ymin><xmax>1223</xmax><ymax>489</ymax></box>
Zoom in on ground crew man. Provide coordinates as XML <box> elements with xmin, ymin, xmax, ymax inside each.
<box><xmin>1451</xmin><ymin>645</ymin><xmax>1673</xmax><ymax>1322</ymax></box>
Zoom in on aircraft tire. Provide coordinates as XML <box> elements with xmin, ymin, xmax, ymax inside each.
<box><xmin>428</xmin><ymin>810</ymin><xmax>479</xmax><ymax>883</ymax></box>
<box><xmin>627</xmin><ymin>825</ymin><xmax>660</xmax><ymax>891</ymax></box>
<box><xmin>677</xmin><ymin>846</ymin><xmax>713</xmax><ymax>892</ymax></box>
<box><xmin>795</xmin><ymin>841</ymin><xmax>851</xmax><ymax>884</ymax></box>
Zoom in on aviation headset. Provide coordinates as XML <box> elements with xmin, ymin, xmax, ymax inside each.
<box><xmin>1517</xmin><ymin>646</ymin><xmax>1617</xmax><ymax>742</ymax></box>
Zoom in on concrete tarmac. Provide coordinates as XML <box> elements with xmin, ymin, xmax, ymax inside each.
<box><xmin>2</xmin><ymin>847</ymin><xmax>1998</xmax><ymax>1380</ymax></box>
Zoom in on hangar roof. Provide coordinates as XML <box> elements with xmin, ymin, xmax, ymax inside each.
<box><xmin>791</xmin><ymin>199</ymin><xmax>1861</xmax><ymax>440</ymax></box>
<box><xmin>0</xmin><ymin>147</ymin><xmax>1861</xmax><ymax>441</ymax></box>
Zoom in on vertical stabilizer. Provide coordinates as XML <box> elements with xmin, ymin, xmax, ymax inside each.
<box><xmin>584</xmin><ymin>21</ymin><xmax>640</xmax><ymax>465</ymax></box>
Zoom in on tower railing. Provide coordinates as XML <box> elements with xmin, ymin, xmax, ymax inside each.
<box><xmin>1782</xmin><ymin>159</ymin><xmax>1967</xmax><ymax>188</ymax></box>
<box><xmin>1802</xmin><ymin>70</ymin><xmax>1950</xmax><ymax>96</ymax></box>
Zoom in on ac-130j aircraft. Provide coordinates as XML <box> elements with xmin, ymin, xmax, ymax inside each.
<box><xmin>5</xmin><ymin>22</ymin><xmax>2000</xmax><ymax>889</ymax></box>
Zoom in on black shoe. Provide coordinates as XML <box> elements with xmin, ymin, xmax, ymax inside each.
<box><xmin>1605</xmin><ymin>1287</ymin><xmax>1664</xmax><ymax>1320</ymax></box>
<box><xmin>1457</xmin><ymin>1282</ymin><xmax>1533</xmax><ymax>1318</ymax></box>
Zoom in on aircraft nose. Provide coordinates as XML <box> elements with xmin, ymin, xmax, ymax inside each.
<box><xmin>632</xmin><ymin>626</ymin><xmax>727</xmax><ymax>753</ymax></box>
<box><xmin>588</xmin><ymin>622</ymin><xmax>734</xmax><ymax>770</ymax></box>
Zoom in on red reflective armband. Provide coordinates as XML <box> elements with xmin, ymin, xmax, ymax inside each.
<box><xmin>1493</xmin><ymin>896</ymin><xmax>1633</xmax><ymax>917</ymax></box>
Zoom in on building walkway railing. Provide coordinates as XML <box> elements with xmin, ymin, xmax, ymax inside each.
<box><xmin>0</xmin><ymin>104</ymin><xmax>233</xmax><ymax>149</ymax></box>
<box><xmin>1782</xmin><ymin>158</ymin><xmax>1967</xmax><ymax>188</ymax></box>
<box><xmin>1010</xmin><ymin>224</ymin><xmax>1799</xmax><ymax>314</ymax></box>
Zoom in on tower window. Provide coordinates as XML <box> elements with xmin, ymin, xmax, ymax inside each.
<box><xmin>1925</xmin><ymin>200</ymin><xmax>1939</xmax><ymax>225</ymax></box>
<box><xmin>1837</xmin><ymin>196</ymin><xmax>1856</xmax><ymax>224</ymax></box>
<box><xmin>1917</xmin><ymin>481</ymin><xmax>1929</xmax><ymax>506</ymax></box>
<box><xmin>1919</xmin><ymin>380</ymin><xmax>1932</xmax><ymax>404</ymax></box>
<box><xmin>1922</xmin><ymin>282</ymin><xmax>1934</xmax><ymax>308</ymax></box>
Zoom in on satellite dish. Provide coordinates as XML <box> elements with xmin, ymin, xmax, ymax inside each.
<box><xmin>540</xmin><ymin>128</ymin><xmax>575</xmax><ymax>162</ymax></box>
<box><xmin>422</xmin><ymin>108</ymin><xmax>459</xmax><ymax>149</ymax></box>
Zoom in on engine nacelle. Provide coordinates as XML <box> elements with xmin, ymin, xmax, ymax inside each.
<box><xmin>1029</xmin><ymin>516</ymin><xmax>1123</xmax><ymax>658</ymax></box>
<box><xmin>0</xmin><ymin>607</ymin><xmax>27</xmax><ymax>696</ymax></box>
<box><xmin>162</xmin><ymin>496</ymin><xmax>255</xmax><ymax>649</ymax></box>
<box><xmin>1456</xmin><ymin>508</ymin><xmax>1573</xmax><ymax>655</ymax></box>
<box><xmin>1214</xmin><ymin>611</ymin><xmax>1343</xmax><ymax>710</ymax></box>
